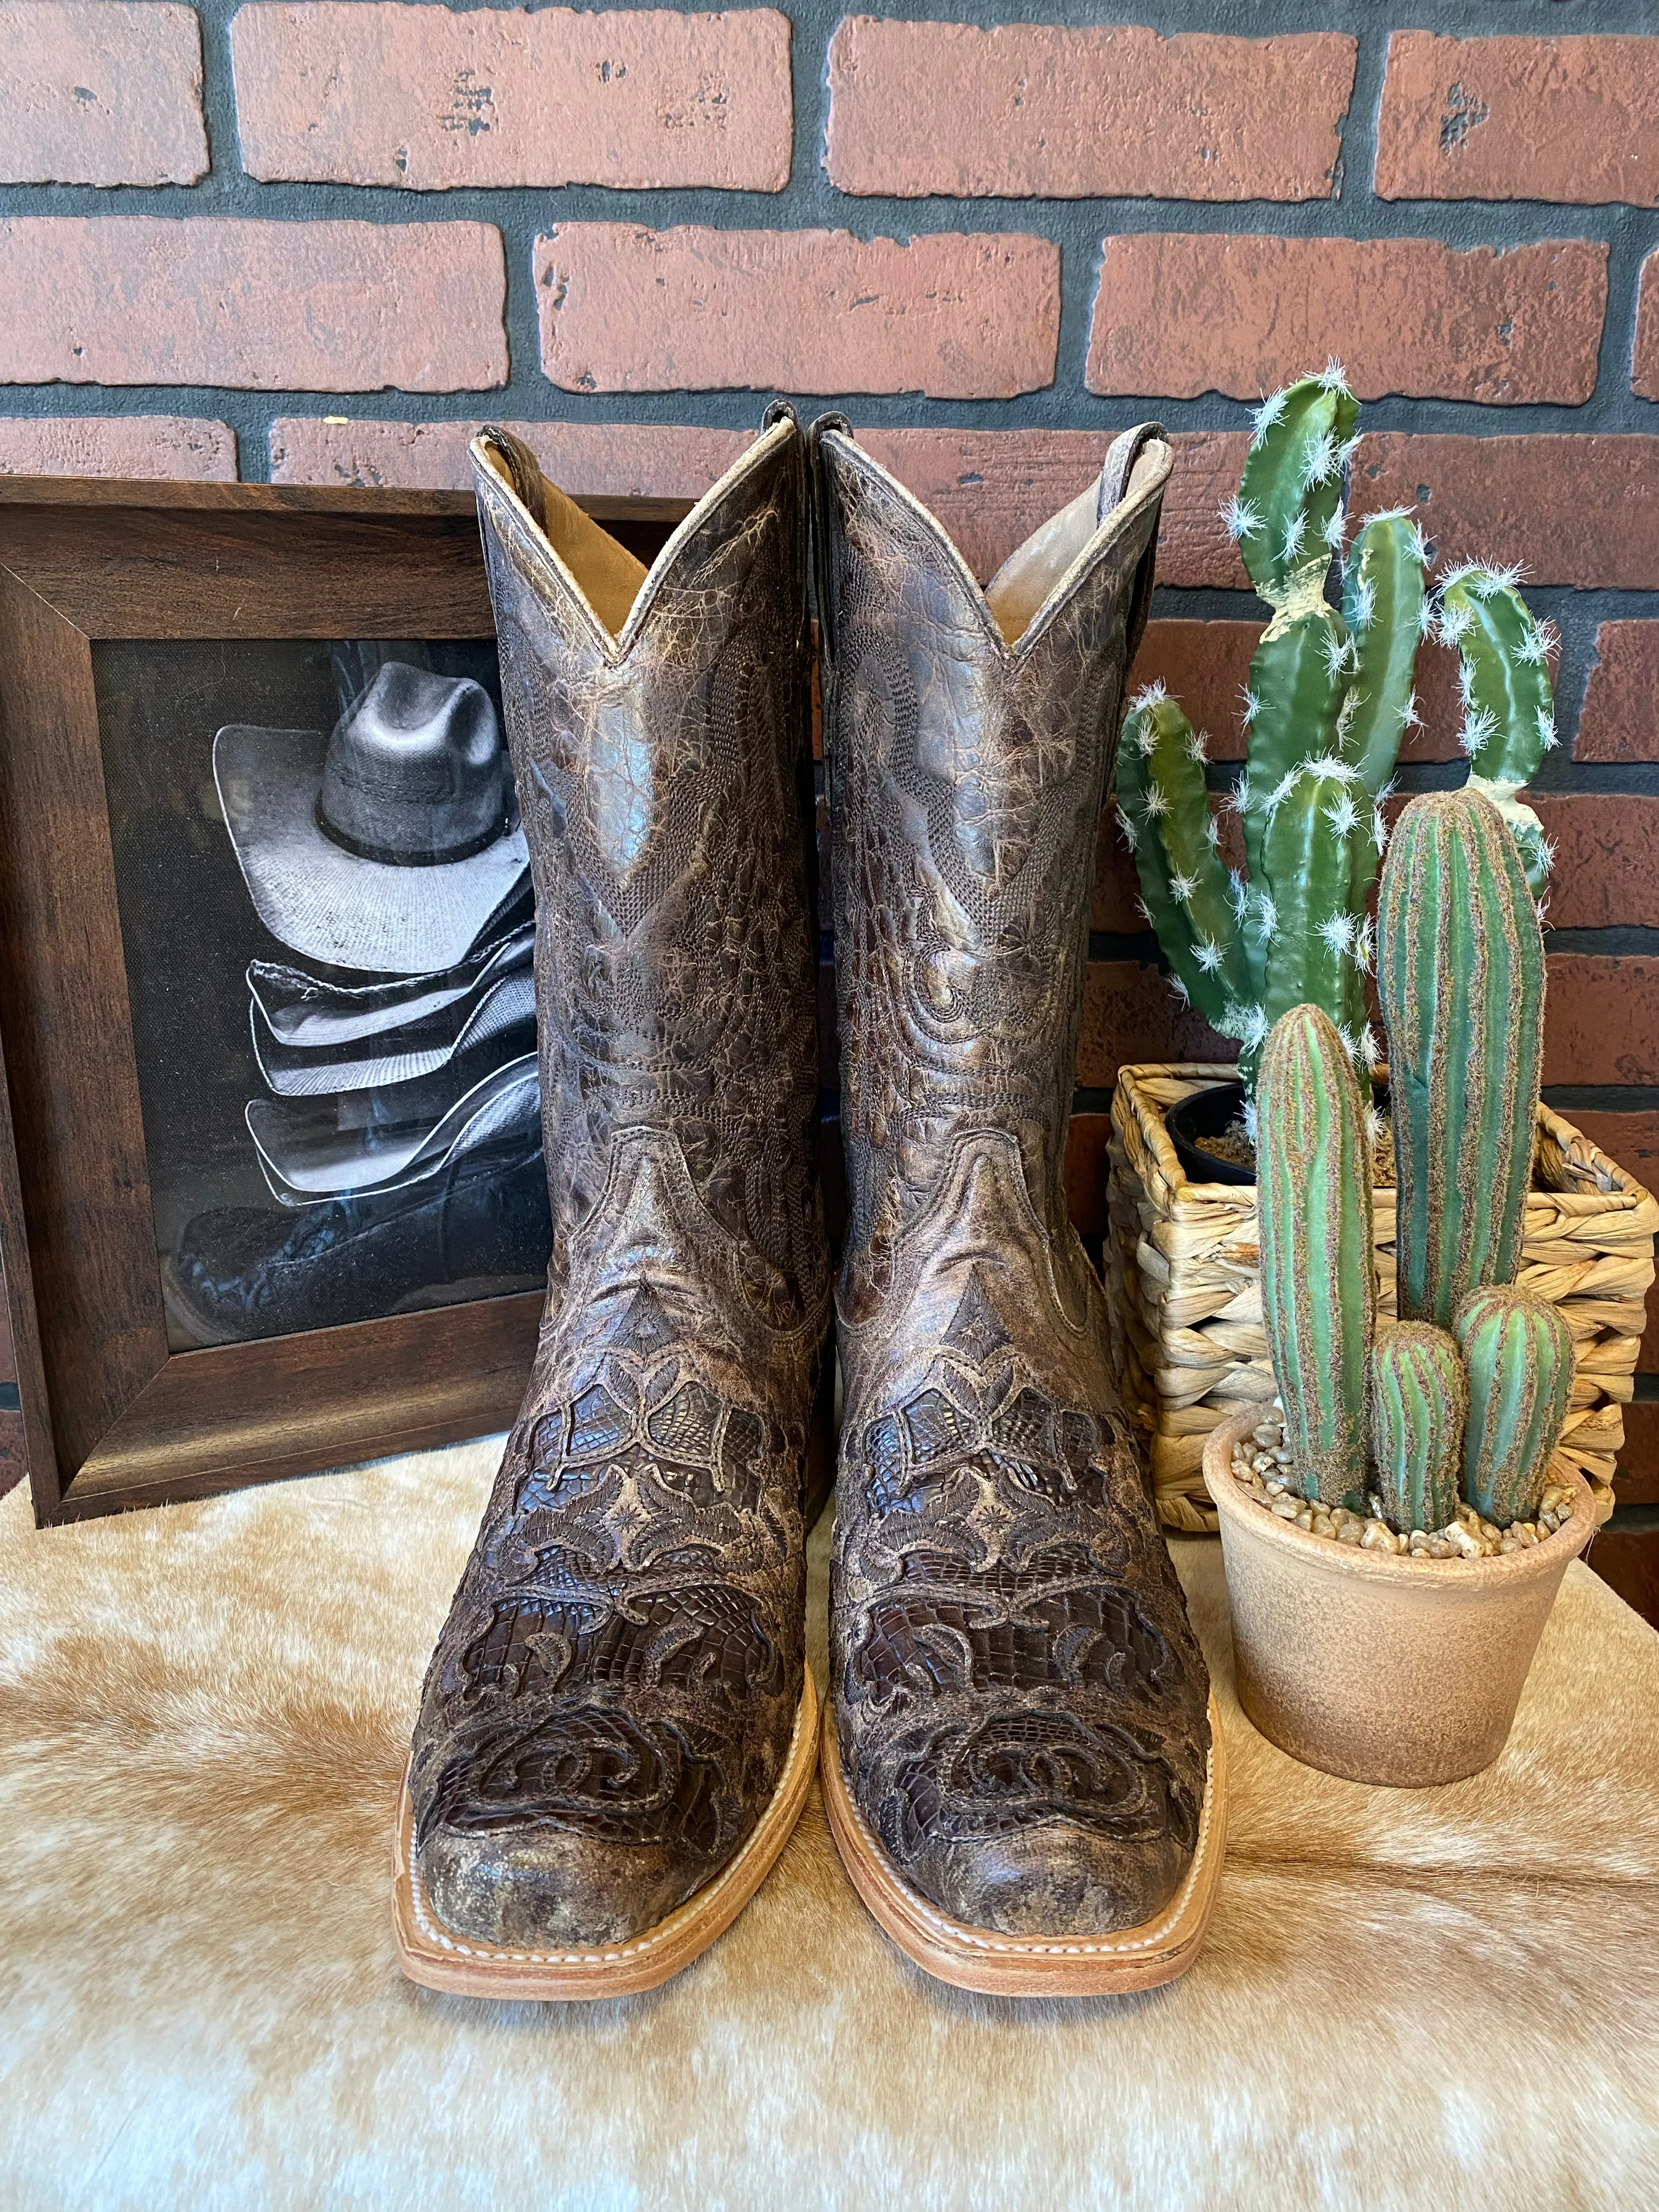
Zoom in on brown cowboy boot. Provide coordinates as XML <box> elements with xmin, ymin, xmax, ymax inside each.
<box><xmin>811</xmin><ymin>419</ymin><xmax>1225</xmax><ymax>1995</ymax></box>
<box><xmin>394</xmin><ymin>409</ymin><xmax>832</xmax><ymax>1998</ymax></box>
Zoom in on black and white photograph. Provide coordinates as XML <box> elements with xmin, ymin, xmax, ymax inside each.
<box><xmin>94</xmin><ymin>634</ymin><xmax>550</xmax><ymax>1351</ymax></box>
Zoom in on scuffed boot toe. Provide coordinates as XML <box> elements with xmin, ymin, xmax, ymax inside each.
<box><xmin>412</xmin><ymin>1702</ymin><xmax>745</xmax><ymax>1949</ymax></box>
<box><xmin>858</xmin><ymin>1696</ymin><xmax>1210</xmax><ymax>1943</ymax></box>
<box><xmin>417</xmin><ymin>1820</ymin><xmax>712</xmax><ymax>1950</ymax></box>
<box><xmin>919</xmin><ymin>1821</ymin><xmax>1192</xmax><ymax>1940</ymax></box>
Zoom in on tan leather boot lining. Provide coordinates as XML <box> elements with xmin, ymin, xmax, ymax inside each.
<box><xmin>983</xmin><ymin>441</ymin><xmax>1169</xmax><ymax>647</ymax></box>
<box><xmin>480</xmin><ymin>444</ymin><xmax>650</xmax><ymax>642</ymax></box>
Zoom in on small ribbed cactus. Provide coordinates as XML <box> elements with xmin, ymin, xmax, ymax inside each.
<box><xmin>1439</xmin><ymin>565</ymin><xmax>1559</xmax><ymax>898</ymax></box>
<box><xmin>1378</xmin><ymin>789</ymin><xmax>1546</xmax><ymax>1330</ymax></box>
<box><xmin>1369</xmin><ymin>1322</ymin><xmax>1468</xmax><ymax>1534</ymax></box>
<box><xmin>1454</xmin><ymin>1288</ymin><xmax>1575</xmax><ymax>1527</ymax></box>
<box><xmin>1257</xmin><ymin>1002</ymin><xmax>1376</xmax><ymax>1508</ymax></box>
<box><xmin>1117</xmin><ymin>366</ymin><xmax>1414</xmax><ymax>1101</ymax></box>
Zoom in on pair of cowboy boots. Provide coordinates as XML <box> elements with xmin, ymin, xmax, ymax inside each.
<box><xmin>393</xmin><ymin>408</ymin><xmax>1223</xmax><ymax>2001</ymax></box>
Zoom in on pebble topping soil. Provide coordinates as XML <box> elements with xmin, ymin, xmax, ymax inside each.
<box><xmin>1230</xmin><ymin>1418</ymin><xmax>1577</xmax><ymax>1559</ymax></box>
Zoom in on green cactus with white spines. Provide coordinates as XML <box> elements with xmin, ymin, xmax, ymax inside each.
<box><xmin>1228</xmin><ymin>363</ymin><xmax>1358</xmax><ymax>608</ymax></box>
<box><xmin>1343</xmin><ymin>507</ymin><xmax>1433</xmax><ymax>802</ymax></box>
<box><xmin>1454</xmin><ymin>1287</ymin><xmax>1574</xmax><ymax>1527</ymax></box>
<box><xmin>1119</xmin><ymin>364</ymin><xmax>1561</xmax><ymax>1103</ymax></box>
<box><xmin>1115</xmin><ymin>690</ymin><xmax>1245</xmax><ymax>1025</ymax></box>
<box><xmin>1438</xmin><ymin>564</ymin><xmax>1559</xmax><ymax>899</ymax></box>
<box><xmin>1118</xmin><ymin>367</ymin><xmax>1421</xmax><ymax>1101</ymax></box>
<box><xmin>1369</xmin><ymin>1322</ymin><xmax>1467</xmax><ymax>1536</ymax></box>
<box><xmin>1378</xmin><ymin>788</ymin><xmax>1546</xmax><ymax>1332</ymax></box>
<box><xmin>1256</xmin><ymin>997</ymin><xmax>1564</xmax><ymax>1535</ymax></box>
<box><xmin>1255</xmin><ymin>756</ymin><xmax>1378</xmax><ymax>1082</ymax></box>
<box><xmin>1257</xmin><ymin>1001</ymin><xmax>1375</xmax><ymax>1509</ymax></box>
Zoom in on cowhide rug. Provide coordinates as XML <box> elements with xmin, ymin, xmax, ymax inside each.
<box><xmin>1</xmin><ymin>1439</ymin><xmax>1656</xmax><ymax>2209</ymax></box>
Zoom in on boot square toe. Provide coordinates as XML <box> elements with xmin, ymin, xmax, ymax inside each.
<box><xmin>418</xmin><ymin>1819</ymin><xmax>710</xmax><ymax>1951</ymax></box>
<box><xmin>820</xmin><ymin>1699</ymin><xmax>1226</xmax><ymax>1997</ymax></box>
<box><xmin>413</xmin><ymin>1734</ymin><xmax>725</xmax><ymax>1946</ymax></box>
<box><xmin>409</xmin><ymin>1689</ymin><xmax>794</xmax><ymax>1951</ymax></box>
<box><xmin>909</xmin><ymin>1814</ymin><xmax>1197</xmax><ymax>1941</ymax></box>
<box><xmin>395</xmin><ymin>1674</ymin><xmax>821</xmax><ymax>1997</ymax></box>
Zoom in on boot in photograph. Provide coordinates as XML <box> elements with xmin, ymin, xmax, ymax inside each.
<box><xmin>812</xmin><ymin>419</ymin><xmax>1225</xmax><ymax>1996</ymax></box>
<box><xmin>394</xmin><ymin>410</ymin><xmax>832</xmax><ymax>1998</ymax></box>
<box><xmin>163</xmin><ymin>1103</ymin><xmax>548</xmax><ymax>1346</ymax></box>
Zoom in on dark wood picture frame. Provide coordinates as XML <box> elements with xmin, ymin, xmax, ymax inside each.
<box><xmin>0</xmin><ymin>475</ymin><xmax>688</xmax><ymax>1525</ymax></box>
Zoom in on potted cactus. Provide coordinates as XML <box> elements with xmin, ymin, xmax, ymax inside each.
<box><xmin>1106</xmin><ymin>370</ymin><xmax>1656</xmax><ymax>1536</ymax></box>
<box><xmin>1202</xmin><ymin>791</ymin><xmax>1595</xmax><ymax>1787</ymax></box>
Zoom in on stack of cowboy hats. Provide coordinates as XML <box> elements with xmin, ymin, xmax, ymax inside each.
<box><xmin>165</xmin><ymin>658</ymin><xmax>550</xmax><ymax>1347</ymax></box>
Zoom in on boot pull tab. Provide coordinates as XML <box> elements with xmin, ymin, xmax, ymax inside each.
<box><xmin>476</xmin><ymin>424</ymin><xmax>548</xmax><ymax>533</ymax></box>
<box><xmin>806</xmin><ymin>414</ymin><xmax>854</xmax><ymax>820</ymax></box>
<box><xmin>1096</xmin><ymin>420</ymin><xmax>1167</xmax><ymax>527</ymax></box>
<box><xmin>1098</xmin><ymin>421</ymin><xmax>1167</xmax><ymax>672</ymax></box>
<box><xmin>806</xmin><ymin>410</ymin><xmax>853</xmax><ymax>672</ymax></box>
<box><xmin>764</xmin><ymin>402</ymin><xmax>811</xmax><ymax>659</ymax></box>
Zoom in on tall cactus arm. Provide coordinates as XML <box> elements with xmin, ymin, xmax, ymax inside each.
<box><xmin>1117</xmin><ymin>689</ymin><xmax>1247</xmax><ymax>1029</ymax></box>
<box><xmin>1440</xmin><ymin>565</ymin><xmax>1558</xmax><ymax>896</ymax></box>
<box><xmin>1379</xmin><ymin>790</ymin><xmax>1547</xmax><ymax>1329</ymax></box>
<box><xmin>1257</xmin><ymin>1002</ymin><xmax>1376</xmax><ymax>1509</ymax></box>
<box><xmin>1234</xmin><ymin>369</ymin><xmax>1361</xmax><ymax>607</ymax></box>
<box><xmin>1342</xmin><ymin>510</ymin><xmax>1428</xmax><ymax>799</ymax></box>
<box><xmin>1441</xmin><ymin>566</ymin><xmax>1558</xmax><ymax>786</ymax></box>
<box><xmin>1259</xmin><ymin>760</ymin><xmax>1369</xmax><ymax>1060</ymax></box>
<box><xmin>1239</xmin><ymin>603</ymin><xmax>1352</xmax><ymax>891</ymax></box>
<box><xmin>1454</xmin><ymin>1287</ymin><xmax>1574</xmax><ymax>1528</ymax></box>
<box><xmin>1344</xmin><ymin>805</ymin><xmax>1386</xmax><ymax>1070</ymax></box>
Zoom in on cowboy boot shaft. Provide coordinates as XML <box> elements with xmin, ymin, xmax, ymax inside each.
<box><xmin>403</xmin><ymin>419</ymin><xmax>831</xmax><ymax>1959</ymax></box>
<box><xmin>816</xmin><ymin>429</ymin><xmax>1161</xmax><ymax>1316</ymax></box>
<box><xmin>478</xmin><ymin>420</ymin><xmax>823</xmax><ymax>1327</ymax></box>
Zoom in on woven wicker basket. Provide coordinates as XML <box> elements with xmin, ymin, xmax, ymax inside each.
<box><xmin>1108</xmin><ymin>1063</ymin><xmax>1659</xmax><ymax>1535</ymax></box>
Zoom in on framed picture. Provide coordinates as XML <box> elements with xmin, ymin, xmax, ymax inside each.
<box><xmin>0</xmin><ymin>474</ymin><xmax>686</xmax><ymax>1523</ymax></box>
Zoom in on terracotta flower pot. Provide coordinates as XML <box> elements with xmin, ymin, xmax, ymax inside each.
<box><xmin>1202</xmin><ymin>1408</ymin><xmax>1596</xmax><ymax>1787</ymax></box>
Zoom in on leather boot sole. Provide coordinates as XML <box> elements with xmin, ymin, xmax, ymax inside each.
<box><xmin>820</xmin><ymin>1691</ymin><xmax>1227</xmax><ymax>1997</ymax></box>
<box><xmin>392</xmin><ymin>1669</ymin><xmax>819</xmax><ymax>1999</ymax></box>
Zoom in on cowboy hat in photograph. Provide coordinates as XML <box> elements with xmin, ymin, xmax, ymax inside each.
<box><xmin>251</xmin><ymin>964</ymin><xmax>535</xmax><ymax>1097</ymax></box>
<box><xmin>214</xmin><ymin>662</ymin><xmax>529</xmax><ymax>974</ymax></box>
<box><xmin>246</xmin><ymin>1053</ymin><xmax>539</xmax><ymax>1206</ymax></box>
<box><xmin>247</xmin><ymin>920</ymin><xmax>535</xmax><ymax>1052</ymax></box>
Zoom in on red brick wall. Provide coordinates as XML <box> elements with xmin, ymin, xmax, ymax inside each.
<box><xmin>1</xmin><ymin>3</ymin><xmax>1656</xmax><ymax>1568</ymax></box>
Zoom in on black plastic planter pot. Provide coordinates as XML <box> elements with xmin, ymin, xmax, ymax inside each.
<box><xmin>1165</xmin><ymin>1077</ymin><xmax>1389</xmax><ymax>1187</ymax></box>
<box><xmin>1165</xmin><ymin>1079</ymin><xmax>1252</xmax><ymax>1186</ymax></box>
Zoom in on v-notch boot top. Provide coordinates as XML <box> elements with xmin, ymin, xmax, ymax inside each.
<box><xmin>395</xmin><ymin>410</ymin><xmax>832</xmax><ymax>2000</ymax></box>
<box><xmin>812</xmin><ymin>419</ymin><xmax>1225</xmax><ymax>1996</ymax></box>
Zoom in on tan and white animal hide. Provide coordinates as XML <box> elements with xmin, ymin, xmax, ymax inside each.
<box><xmin>0</xmin><ymin>1441</ymin><xmax>1655</xmax><ymax>2208</ymax></box>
